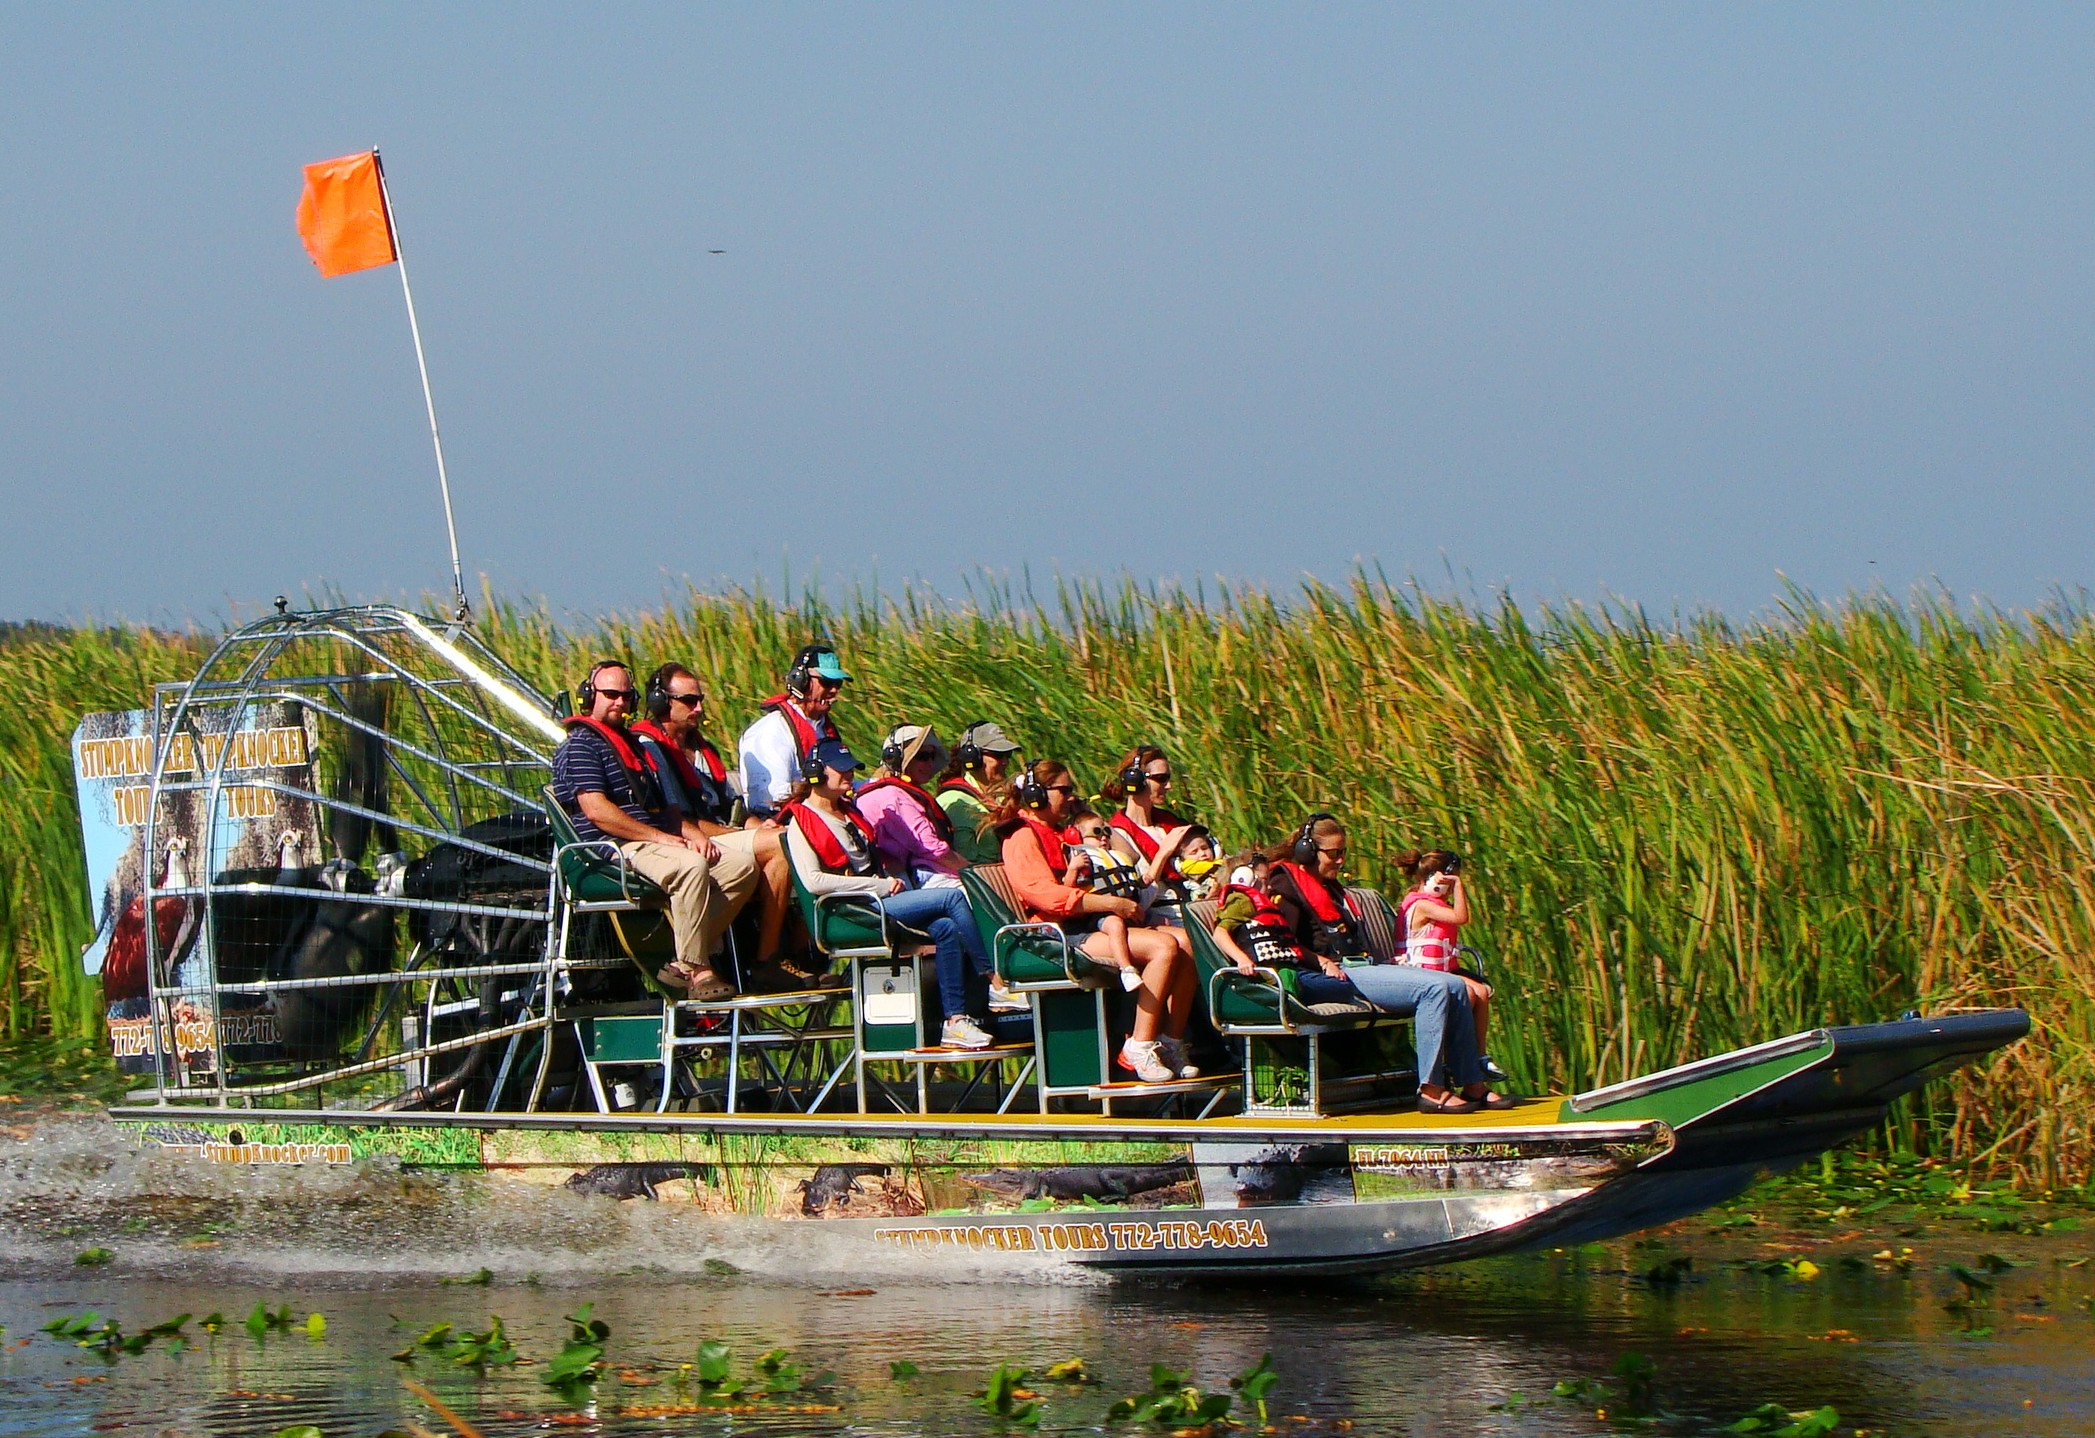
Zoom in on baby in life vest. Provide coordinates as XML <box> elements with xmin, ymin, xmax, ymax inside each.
<box><xmin>1174</xmin><ymin>826</ymin><xmax>1223</xmax><ymax>901</ymax></box>
<box><xmin>1066</xmin><ymin>811</ymin><xmax>1147</xmax><ymax>991</ymax></box>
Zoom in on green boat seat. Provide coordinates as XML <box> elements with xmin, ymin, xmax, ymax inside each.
<box><xmin>1183</xmin><ymin>892</ymin><xmax>1411</xmax><ymax>1116</ymax></box>
<box><xmin>960</xmin><ymin>863</ymin><xmax>1110</xmax><ymax>990</ymax></box>
<box><xmin>789</xmin><ymin>861</ymin><xmax>931</xmax><ymax>961</ymax></box>
<box><xmin>541</xmin><ymin>784</ymin><xmax>668</xmax><ymax>909</ymax></box>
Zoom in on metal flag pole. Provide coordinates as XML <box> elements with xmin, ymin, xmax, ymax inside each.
<box><xmin>370</xmin><ymin>148</ymin><xmax>469</xmax><ymax>620</ymax></box>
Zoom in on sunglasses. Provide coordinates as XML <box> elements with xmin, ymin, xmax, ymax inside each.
<box><xmin>667</xmin><ymin>691</ymin><xmax>706</xmax><ymax>708</ymax></box>
<box><xmin>1044</xmin><ymin>783</ymin><xmax>1077</xmax><ymax>795</ymax></box>
<box><xmin>596</xmin><ymin>688</ymin><xmax>641</xmax><ymax>703</ymax></box>
<box><xmin>1143</xmin><ymin>771</ymin><xmax>1173</xmax><ymax>785</ymax></box>
<box><xmin>1316</xmin><ymin>843</ymin><xmax>1348</xmax><ymax>857</ymax></box>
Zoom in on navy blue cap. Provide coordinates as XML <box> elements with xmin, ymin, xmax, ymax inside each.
<box><xmin>810</xmin><ymin>737</ymin><xmax>861</xmax><ymax>774</ymax></box>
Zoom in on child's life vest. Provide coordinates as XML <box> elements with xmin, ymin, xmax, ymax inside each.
<box><xmin>1108</xmin><ymin>809</ymin><xmax>1189</xmax><ymax>882</ymax></box>
<box><xmin>1220</xmin><ymin>883</ymin><xmax>1312</xmax><ymax>970</ymax></box>
<box><xmin>1401</xmin><ymin>888</ymin><xmax>1460</xmax><ymax>970</ymax></box>
<box><xmin>1074</xmin><ymin>842</ymin><xmax>1145</xmax><ymax>904</ymax></box>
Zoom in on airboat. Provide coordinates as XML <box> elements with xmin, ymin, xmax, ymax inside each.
<box><xmin>73</xmin><ymin>604</ymin><xmax>2026</xmax><ymax>1277</ymax></box>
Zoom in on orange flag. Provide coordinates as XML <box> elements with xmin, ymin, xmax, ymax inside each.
<box><xmin>295</xmin><ymin>151</ymin><xmax>397</xmax><ymax>278</ymax></box>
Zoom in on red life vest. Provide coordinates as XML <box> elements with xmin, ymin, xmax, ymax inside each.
<box><xmin>1269</xmin><ymin>861</ymin><xmax>1366</xmax><ymax>959</ymax></box>
<box><xmin>757</xmin><ymin>694</ymin><xmax>833</xmax><ymax>763</ymax></box>
<box><xmin>855</xmin><ymin>775</ymin><xmax>956</xmax><ymax>845</ymax></box>
<box><xmin>1013</xmin><ymin>810</ymin><xmax>1073</xmax><ymax>874</ymax></box>
<box><xmin>559</xmin><ymin>716</ymin><xmax>665</xmax><ymax>812</ymax></box>
<box><xmin>629</xmin><ymin>720</ymin><xmax>736</xmax><ymax>825</ymax></box>
<box><xmin>937</xmin><ymin>775</ymin><xmax>984</xmax><ymax>801</ymax></box>
<box><xmin>783</xmin><ymin>799</ymin><xmax>879</xmax><ymax>875</ymax></box>
<box><xmin>1220</xmin><ymin>882</ymin><xmax>1310</xmax><ymax>969</ymax></box>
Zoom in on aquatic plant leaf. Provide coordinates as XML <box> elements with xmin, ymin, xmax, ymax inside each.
<box><xmin>304</xmin><ymin>1313</ymin><xmax>326</xmax><ymax>1339</ymax></box>
<box><xmin>141</xmin><ymin>1315</ymin><xmax>189</xmax><ymax>1338</ymax></box>
<box><xmin>73</xmin><ymin>1247</ymin><xmax>112</xmax><ymax>1267</ymax></box>
<box><xmin>1230</xmin><ymin>1353</ymin><xmax>1276</xmax><ymax>1423</ymax></box>
<box><xmin>1045</xmin><ymin>1357</ymin><xmax>1089</xmax><ymax>1383</ymax></box>
<box><xmin>696</xmin><ymin>1339</ymin><xmax>732</xmax><ymax>1384</ymax></box>
<box><xmin>415</xmin><ymin>1323</ymin><xmax>454</xmax><ymax>1349</ymax></box>
<box><xmin>889</xmin><ymin>1359</ymin><xmax>920</xmax><ymax>1380</ymax></box>
<box><xmin>244</xmin><ymin>1304</ymin><xmax>270</xmax><ymax>1341</ymax></box>
<box><xmin>272</xmin><ymin>1427</ymin><xmax>323</xmax><ymax>1438</ymax></box>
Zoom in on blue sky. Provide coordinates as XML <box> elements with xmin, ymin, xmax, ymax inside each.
<box><xmin>4</xmin><ymin>6</ymin><xmax>2091</xmax><ymax>624</ymax></box>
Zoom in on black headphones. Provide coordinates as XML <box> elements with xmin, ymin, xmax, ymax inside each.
<box><xmin>1013</xmin><ymin>761</ymin><xmax>1051</xmax><ymax>809</ymax></box>
<box><xmin>799</xmin><ymin>748</ymin><xmax>828</xmax><ymax>785</ymax></box>
<box><xmin>577</xmin><ymin>659</ymin><xmax>632</xmax><ymax>710</ymax></box>
<box><xmin>879</xmin><ymin>729</ymin><xmax>907</xmax><ymax>772</ymax></box>
<box><xmin>785</xmin><ymin>642</ymin><xmax>836</xmax><ymax>700</ymax></box>
<box><xmin>1118</xmin><ymin>746</ymin><xmax>1154</xmax><ymax>795</ymax></box>
<box><xmin>954</xmin><ymin>719</ymin><xmax>989</xmax><ymax>771</ymax></box>
<box><xmin>1290</xmin><ymin>812</ymin><xmax>1339</xmax><ymax>867</ymax></box>
<box><xmin>643</xmin><ymin>664</ymin><xmax>677</xmax><ymax>722</ymax></box>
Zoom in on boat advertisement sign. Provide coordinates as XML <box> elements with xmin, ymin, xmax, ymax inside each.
<box><xmin>73</xmin><ymin>703</ymin><xmax>319</xmax><ymax>1074</ymax></box>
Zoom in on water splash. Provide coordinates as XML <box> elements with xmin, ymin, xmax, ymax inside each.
<box><xmin>0</xmin><ymin>1115</ymin><xmax>1090</xmax><ymax>1287</ymax></box>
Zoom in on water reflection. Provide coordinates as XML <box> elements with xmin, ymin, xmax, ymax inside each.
<box><xmin>4</xmin><ymin>1253</ymin><xmax>2092</xmax><ymax>1437</ymax></box>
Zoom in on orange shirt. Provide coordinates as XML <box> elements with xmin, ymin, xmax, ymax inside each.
<box><xmin>1001</xmin><ymin>824</ymin><xmax>1090</xmax><ymax>922</ymax></box>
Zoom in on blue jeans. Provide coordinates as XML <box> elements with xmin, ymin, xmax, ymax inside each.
<box><xmin>877</xmin><ymin>886</ymin><xmax>990</xmax><ymax>1022</ymax></box>
<box><xmin>1296</xmin><ymin>963</ymin><xmax>1482</xmax><ymax>1089</ymax></box>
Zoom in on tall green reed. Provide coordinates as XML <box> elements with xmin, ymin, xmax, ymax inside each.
<box><xmin>3</xmin><ymin>580</ymin><xmax>2086</xmax><ymax>1185</ymax></box>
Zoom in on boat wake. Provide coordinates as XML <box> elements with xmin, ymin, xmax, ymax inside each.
<box><xmin>0</xmin><ymin>1114</ymin><xmax>1092</xmax><ymax>1288</ymax></box>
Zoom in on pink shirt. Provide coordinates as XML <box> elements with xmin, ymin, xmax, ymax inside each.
<box><xmin>857</xmin><ymin>781</ymin><xmax>965</xmax><ymax>885</ymax></box>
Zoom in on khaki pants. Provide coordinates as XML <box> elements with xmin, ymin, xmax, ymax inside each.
<box><xmin>620</xmin><ymin>835</ymin><xmax>761</xmax><ymax>972</ymax></box>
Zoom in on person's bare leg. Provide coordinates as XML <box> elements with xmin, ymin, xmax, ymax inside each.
<box><xmin>1466</xmin><ymin>977</ymin><xmax>1491</xmax><ymax>1052</ymax></box>
<box><xmin>1164</xmin><ymin>951</ymin><xmax>1197</xmax><ymax>1037</ymax></box>
<box><xmin>751</xmin><ymin>828</ymin><xmax>789</xmax><ymax>962</ymax></box>
<box><xmin>1124</xmin><ymin>927</ymin><xmax>1178</xmax><ymax>1043</ymax></box>
<box><xmin>1100</xmin><ymin>914</ymin><xmax>1134</xmax><ymax>969</ymax></box>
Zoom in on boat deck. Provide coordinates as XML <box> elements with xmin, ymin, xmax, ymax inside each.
<box><xmin>112</xmin><ymin>1093</ymin><xmax>1652</xmax><ymax>1148</ymax></box>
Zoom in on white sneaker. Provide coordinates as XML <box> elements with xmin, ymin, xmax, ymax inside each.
<box><xmin>987</xmin><ymin>981</ymin><xmax>1028</xmax><ymax>1013</ymax></box>
<box><xmin>941</xmin><ymin>1015</ymin><xmax>994</xmax><ymax>1051</ymax></box>
<box><xmin>1116</xmin><ymin>965</ymin><xmax>1144</xmax><ymax>992</ymax></box>
<box><xmin>1157</xmin><ymin>1037</ymin><xmax>1201</xmax><ymax>1079</ymax></box>
<box><xmin>1117</xmin><ymin>1039</ymin><xmax>1175</xmax><ymax>1083</ymax></box>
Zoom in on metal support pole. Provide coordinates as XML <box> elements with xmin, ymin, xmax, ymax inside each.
<box><xmin>372</xmin><ymin>149</ymin><xmax>469</xmax><ymax>620</ymax></box>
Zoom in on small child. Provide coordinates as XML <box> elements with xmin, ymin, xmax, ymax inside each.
<box><xmin>1066</xmin><ymin>811</ymin><xmax>1146</xmax><ymax>991</ymax></box>
<box><xmin>1398</xmin><ymin>849</ymin><xmax>1505</xmax><ymax>1080</ymax></box>
<box><xmin>1175</xmin><ymin>826</ymin><xmax>1223</xmax><ymax>901</ymax></box>
<box><xmin>1208</xmin><ymin>851</ymin><xmax>1310</xmax><ymax>976</ymax></box>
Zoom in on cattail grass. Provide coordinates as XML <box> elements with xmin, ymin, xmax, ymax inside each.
<box><xmin>3</xmin><ymin>579</ymin><xmax>2087</xmax><ymax>1185</ymax></box>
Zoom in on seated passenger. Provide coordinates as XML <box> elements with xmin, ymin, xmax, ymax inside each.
<box><xmin>782</xmin><ymin>738</ymin><xmax>1000</xmax><ymax>1050</ymax></box>
<box><xmin>1100</xmin><ymin>745</ymin><xmax>1197</xmax><ymax>910</ymax></box>
<box><xmin>995</xmin><ymin>760</ymin><xmax>1198</xmax><ymax>1083</ymax></box>
<box><xmin>1261</xmin><ymin>814</ymin><xmax>1510</xmax><ymax>1114</ymax></box>
<box><xmin>1065</xmin><ymin>809</ymin><xmax>1146</xmax><ymax>992</ymax></box>
<box><xmin>632</xmin><ymin>663</ymin><xmax>792</xmax><ymax>970</ymax></box>
<box><xmin>552</xmin><ymin>661</ymin><xmax>759</xmax><ymax>1002</ymax></box>
<box><xmin>1174</xmin><ymin>826</ymin><xmax>1223</xmax><ymax>901</ymax></box>
<box><xmin>738</xmin><ymin>643</ymin><xmax>849</xmax><ymax>821</ymax></box>
<box><xmin>858</xmin><ymin>725</ymin><xmax>966</xmax><ymax>889</ymax></box>
<box><xmin>1396</xmin><ymin>848</ymin><xmax>1503</xmax><ymax>1081</ymax></box>
<box><xmin>936</xmin><ymin>720</ymin><xmax>1023</xmax><ymax>865</ymax></box>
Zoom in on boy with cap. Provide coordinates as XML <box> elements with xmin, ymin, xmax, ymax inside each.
<box><xmin>936</xmin><ymin>720</ymin><xmax>1024</xmax><ymax>865</ymax></box>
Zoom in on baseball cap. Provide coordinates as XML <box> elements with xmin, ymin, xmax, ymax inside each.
<box><xmin>886</xmin><ymin>724</ymin><xmax>948</xmax><ymax>772</ymax></box>
<box><xmin>809</xmin><ymin>737</ymin><xmax>862</xmax><ymax>774</ymax></box>
<box><xmin>959</xmin><ymin>721</ymin><xmax>1021</xmax><ymax>756</ymax></box>
<box><xmin>804</xmin><ymin>648</ymin><xmax>852</xmax><ymax>683</ymax></box>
